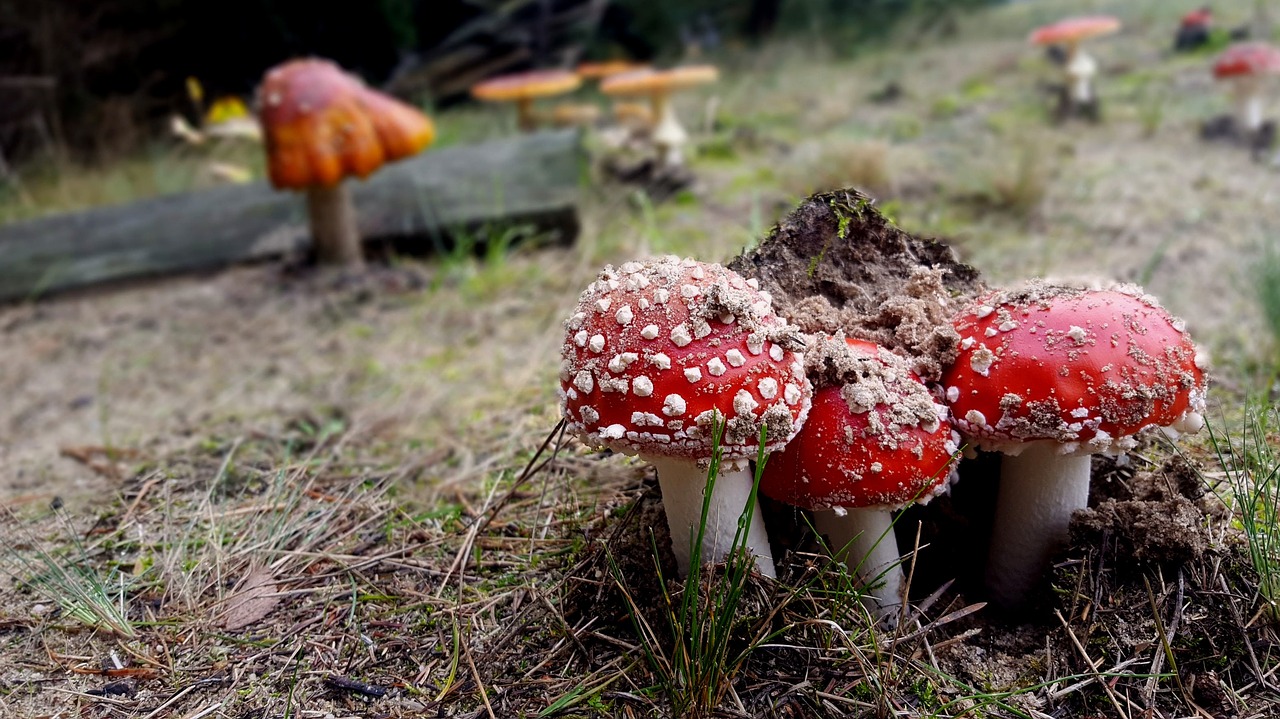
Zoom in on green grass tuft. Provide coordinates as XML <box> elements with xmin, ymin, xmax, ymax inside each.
<box><xmin>1</xmin><ymin>503</ymin><xmax>137</xmax><ymax>638</ymax></box>
<box><xmin>1206</xmin><ymin>402</ymin><xmax>1280</xmax><ymax>623</ymax></box>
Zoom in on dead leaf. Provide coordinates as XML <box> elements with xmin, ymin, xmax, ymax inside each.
<box><xmin>216</xmin><ymin>566</ymin><xmax>279</xmax><ymax>630</ymax></box>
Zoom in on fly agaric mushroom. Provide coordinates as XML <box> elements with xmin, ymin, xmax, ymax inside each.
<box><xmin>600</xmin><ymin>65</ymin><xmax>719</xmax><ymax>169</ymax></box>
<box><xmin>258</xmin><ymin>58</ymin><xmax>435</xmax><ymax>266</ymax></box>
<box><xmin>760</xmin><ymin>335</ymin><xmax>957</xmax><ymax>619</ymax></box>
<box><xmin>559</xmin><ymin>256</ymin><xmax>812</xmax><ymax>578</ymax></box>
<box><xmin>470</xmin><ymin>70</ymin><xmax>582</xmax><ymax>132</ymax></box>
<box><xmin>1213</xmin><ymin>43</ymin><xmax>1280</xmax><ymax>135</ymax></box>
<box><xmin>1029</xmin><ymin>16</ymin><xmax>1121</xmax><ymax>112</ymax></box>
<box><xmin>942</xmin><ymin>282</ymin><xmax>1207</xmax><ymax>609</ymax></box>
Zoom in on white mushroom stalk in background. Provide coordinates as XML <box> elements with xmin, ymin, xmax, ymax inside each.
<box><xmin>942</xmin><ymin>282</ymin><xmax>1207</xmax><ymax>610</ymax></box>
<box><xmin>559</xmin><ymin>256</ymin><xmax>813</xmax><ymax>578</ymax></box>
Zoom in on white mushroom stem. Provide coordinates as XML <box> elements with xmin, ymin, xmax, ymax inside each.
<box><xmin>1230</xmin><ymin>75</ymin><xmax>1265</xmax><ymax>132</ymax></box>
<box><xmin>650</xmin><ymin>91</ymin><xmax>689</xmax><ymax>169</ymax></box>
<box><xmin>985</xmin><ymin>443</ymin><xmax>1092</xmax><ymax>609</ymax></box>
<box><xmin>305</xmin><ymin>183</ymin><xmax>362</xmax><ymax>266</ymax></box>
<box><xmin>812</xmin><ymin>507</ymin><xmax>904</xmax><ymax>621</ymax></box>
<box><xmin>1064</xmin><ymin>46</ymin><xmax>1098</xmax><ymax>104</ymax></box>
<box><xmin>650</xmin><ymin>456</ymin><xmax>776</xmax><ymax>578</ymax></box>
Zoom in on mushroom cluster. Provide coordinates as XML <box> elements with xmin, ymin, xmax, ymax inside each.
<box><xmin>559</xmin><ymin>252</ymin><xmax>1208</xmax><ymax>621</ymax></box>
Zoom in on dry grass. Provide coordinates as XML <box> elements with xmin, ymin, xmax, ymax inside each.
<box><xmin>1</xmin><ymin>0</ymin><xmax>1280</xmax><ymax>716</ymax></box>
<box><xmin>780</xmin><ymin>139</ymin><xmax>897</xmax><ymax>199</ymax></box>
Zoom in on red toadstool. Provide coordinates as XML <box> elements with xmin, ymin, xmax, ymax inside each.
<box><xmin>760</xmin><ymin>335</ymin><xmax>957</xmax><ymax>619</ymax></box>
<box><xmin>1213</xmin><ymin>42</ymin><xmax>1280</xmax><ymax>134</ymax></box>
<box><xmin>258</xmin><ymin>58</ymin><xmax>436</xmax><ymax>266</ymax></box>
<box><xmin>1029</xmin><ymin>16</ymin><xmax>1121</xmax><ymax>110</ymax></box>
<box><xmin>941</xmin><ymin>282</ymin><xmax>1207</xmax><ymax>609</ymax></box>
<box><xmin>559</xmin><ymin>256</ymin><xmax>813</xmax><ymax>578</ymax></box>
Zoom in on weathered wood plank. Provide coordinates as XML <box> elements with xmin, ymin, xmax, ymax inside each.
<box><xmin>0</xmin><ymin>129</ymin><xmax>584</xmax><ymax>302</ymax></box>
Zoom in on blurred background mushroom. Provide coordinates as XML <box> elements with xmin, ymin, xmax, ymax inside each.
<box><xmin>470</xmin><ymin>69</ymin><xmax>582</xmax><ymax>132</ymax></box>
<box><xmin>600</xmin><ymin>65</ymin><xmax>718</xmax><ymax>169</ymax></box>
<box><xmin>1211</xmin><ymin>42</ymin><xmax>1280</xmax><ymax>143</ymax></box>
<box><xmin>1029</xmin><ymin>15</ymin><xmax>1121</xmax><ymax>121</ymax></box>
<box><xmin>258</xmin><ymin>57</ymin><xmax>435</xmax><ymax>267</ymax></box>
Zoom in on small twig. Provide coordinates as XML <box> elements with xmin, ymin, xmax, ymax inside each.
<box><xmin>462</xmin><ymin>639</ymin><xmax>496</xmax><ymax>719</ymax></box>
<box><xmin>120</xmin><ymin>471</ymin><xmax>164</xmax><ymax>525</ymax></box>
<box><xmin>1218</xmin><ymin>574</ymin><xmax>1280</xmax><ymax>692</ymax></box>
<box><xmin>1055</xmin><ymin>609</ymin><xmax>1130</xmax><ymax>719</ymax></box>
<box><xmin>178</xmin><ymin>703</ymin><xmax>223</xmax><ymax>719</ymax></box>
<box><xmin>476</xmin><ymin>419</ymin><xmax>567</xmax><ymax>535</ymax></box>
<box><xmin>139</xmin><ymin>683</ymin><xmax>200</xmax><ymax>719</ymax></box>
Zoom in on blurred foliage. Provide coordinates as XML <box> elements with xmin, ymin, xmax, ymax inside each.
<box><xmin>610</xmin><ymin>0</ymin><xmax>1001</xmax><ymax>58</ymax></box>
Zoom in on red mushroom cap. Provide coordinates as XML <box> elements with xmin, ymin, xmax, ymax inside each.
<box><xmin>759</xmin><ymin>336</ymin><xmax>957</xmax><ymax>511</ymax></box>
<box><xmin>1181</xmin><ymin>9</ymin><xmax>1212</xmax><ymax>29</ymax></box>
<box><xmin>559</xmin><ymin>256</ymin><xmax>812</xmax><ymax>461</ymax></box>
<box><xmin>942</xmin><ymin>283</ymin><xmax>1207</xmax><ymax>456</ymax></box>
<box><xmin>1213</xmin><ymin>42</ymin><xmax>1280</xmax><ymax>80</ymax></box>
<box><xmin>1029</xmin><ymin>16</ymin><xmax>1121</xmax><ymax>46</ymax></box>
<box><xmin>258</xmin><ymin>58</ymin><xmax>435</xmax><ymax>189</ymax></box>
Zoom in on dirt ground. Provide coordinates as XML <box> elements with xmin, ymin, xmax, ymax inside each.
<box><xmin>2</xmin><ymin>0</ymin><xmax>1280</xmax><ymax>717</ymax></box>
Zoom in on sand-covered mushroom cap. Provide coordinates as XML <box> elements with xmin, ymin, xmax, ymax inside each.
<box><xmin>258</xmin><ymin>58</ymin><xmax>435</xmax><ymax>189</ymax></box>
<box><xmin>1028</xmin><ymin>15</ymin><xmax>1121</xmax><ymax>46</ymax></box>
<box><xmin>761</xmin><ymin>336</ymin><xmax>956</xmax><ymax>511</ymax></box>
<box><xmin>559</xmin><ymin>256</ymin><xmax>811</xmax><ymax>462</ymax></box>
<box><xmin>944</xmin><ymin>283</ymin><xmax>1207</xmax><ymax>457</ymax></box>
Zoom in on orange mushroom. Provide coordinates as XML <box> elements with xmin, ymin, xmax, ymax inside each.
<box><xmin>600</xmin><ymin>65</ymin><xmax>718</xmax><ymax>168</ymax></box>
<box><xmin>258</xmin><ymin>58</ymin><xmax>435</xmax><ymax>266</ymax></box>
<box><xmin>1029</xmin><ymin>16</ymin><xmax>1121</xmax><ymax>107</ymax></box>
<box><xmin>470</xmin><ymin>70</ymin><xmax>582</xmax><ymax>132</ymax></box>
<box><xmin>575</xmin><ymin>60</ymin><xmax>648</xmax><ymax>81</ymax></box>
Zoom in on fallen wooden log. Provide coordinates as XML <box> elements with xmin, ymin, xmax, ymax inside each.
<box><xmin>0</xmin><ymin>129</ymin><xmax>584</xmax><ymax>302</ymax></box>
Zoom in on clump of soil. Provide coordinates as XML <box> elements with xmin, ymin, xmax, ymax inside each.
<box><xmin>1071</xmin><ymin>454</ymin><xmax>1227</xmax><ymax>569</ymax></box>
<box><xmin>728</xmin><ymin>188</ymin><xmax>983</xmax><ymax>381</ymax></box>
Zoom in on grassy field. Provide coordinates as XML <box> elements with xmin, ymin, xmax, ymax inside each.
<box><xmin>2</xmin><ymin>0</ymin><xmax>1280</xmax><ymax>717</ymax></box>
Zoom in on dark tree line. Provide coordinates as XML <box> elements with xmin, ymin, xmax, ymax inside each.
<box><xmin>0</xmin><ymin>0</ymin><xmax>996</xmax><ymax>160</ymax></box>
